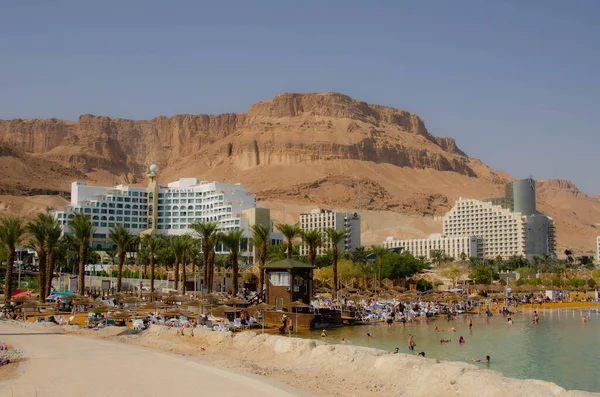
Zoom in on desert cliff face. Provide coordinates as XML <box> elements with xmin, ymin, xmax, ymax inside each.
<box><xmin>0</xmin><ymin>92</ymin><xmax>597</xmax><ymax>253</ymax></box>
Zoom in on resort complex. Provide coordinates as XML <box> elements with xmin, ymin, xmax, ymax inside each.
<box><xmin>52</xmin><ymin>165</ymin><xmax>283</xmax><ymax>262</ymax></box>
<box><xmin>383</xmin><ymin>179</ymin><xmax>557</xmax><ymax>261</ymax></box>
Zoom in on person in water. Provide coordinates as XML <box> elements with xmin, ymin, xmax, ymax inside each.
<box><xmin>468</xmin><ymin>318</ymin><xmax>473</xmax><ymax>329</ymax></box>
<box><xmin>472</xmin><ymin>355</ymin><xmax>490</xmax><ymax>363</ymax></box>
<box><xmin>507</xmin><ymin>317</ymin><xmax>513</xmax><ymax>325</ymax></box>
<box><xmin>418</xmin><ymin>351</ymin><xmax>425</xmax><ymax>357</ymax></box>
<box><xmin>439</xmin><ymin>338</ymin><xmax>451</xmax><ymax>343</ymax></box>
<box><xmin>408</xmin><ymin>334</ymin><xmax>416</xmax><ymax>351</ymax></box>
<box><xmin>392</xmin><ymin>347</ymin><xmax>399</xmax><ymax>354</ymax></box>
<box><xmin>367</xmin><ymin>333</ymin><xmax>372</xmax><ymax>340</ymax></box>
<box><xmin>532</xmin><ymin>311</ymin><xmax>539</xmax><ymax>324</ymax></box>
<box><xmin>459</xmin><ymin>336</ymin><xmax>465</xmax><ymax>344</ymax></box>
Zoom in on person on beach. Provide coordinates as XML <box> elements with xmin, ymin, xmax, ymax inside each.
<box><xmin>459</xmin><ymin>336</ymin><xmax>465</xmax><ymax>344</ymax></box>
<box><xmin>321</xmin><ymin>329</ymin><xmax>327</xmax><ymax>337</ymax></box>
<box><xmin>392</xmin><ymin>347</ymin><xmax>399</xmax><ymax>354</ymax></box>
<box><xmin>418</xmin><ymin>351</ymin><xmax>425</xmax><ymax>357</ymax></box>
<box><xmin>386</xmin><ymin>313</ymin><xmax>393</xmax><ymax>328</ymax></box>
<box><xmin>472</xmin><ymin>355</ymin><xmax>490</xmax><ymax>363</ymax></box>
<box><xmin>408</xmin><ymin>334</ymin><xmax>416</xmax><ymax>351</ymax></box>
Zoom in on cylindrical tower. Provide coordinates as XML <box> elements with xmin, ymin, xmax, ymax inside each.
<box><xmin>511</xmin><ymin>178</ymin><xmax>536</xmax><ymax>215</ymax></box>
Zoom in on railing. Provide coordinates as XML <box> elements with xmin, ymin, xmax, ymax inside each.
<box><xmin>248</xmin><ymin>289</ymin><xmax>266</xmax><ymax>305</ymax></box>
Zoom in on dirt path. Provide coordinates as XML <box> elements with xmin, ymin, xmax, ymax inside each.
<box><xmin>0</xmin><ymin>322</ymin><xmax>311</xmax><ymax>397</ymax></box>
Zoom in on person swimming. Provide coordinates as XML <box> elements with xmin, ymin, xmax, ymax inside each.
<box><xmin>472</xmin><ymin>355</ymin><xmax>490</xmax><ymax>363</ymax></box>
<box><xmin>418</xmin><ymin>351</ymin><xmax>425</xmax><ymax>357</ymax></box>
<box><xmin>459</xmin><ymin>336</ymin><xmax>465</xmax><ymax>344</ymax></box>
<box><xmin>507</xmin><ymin>317</ymin><xmax>513</xmax><ymax>325</ymax></box>
<box><xmin>439</xmin><ymin>338</ymin><xmax>451</xmax><ymax>343</ymax></box>
<box><xmin>392</xmin><ymin>347</ymin><xmax>399</xmax><ymax>354</ymax></box>
<box><xmin>367</xmin><ymin>333</ymin><xmax>372</xmax><ymax>340</ymax></box>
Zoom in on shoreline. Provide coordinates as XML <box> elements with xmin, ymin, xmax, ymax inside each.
<box><xmin>65</xmin><ymin>323</ymin><xmax>598</xmax><ymax>396</ymax></box>
<box><xmin>2</xmin><ymin>320</ymin><xmax>597</xmax><ymax>396</ymax></box>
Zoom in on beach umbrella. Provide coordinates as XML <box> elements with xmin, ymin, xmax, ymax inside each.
<box><xmin>247</xmin><ymin>302</ymin><xmax>275</xmax><ymax>333</ymax></box>
<box><xmin>143</xmin><ymin>291</ymin><xmax>163</xmax><ymax>298</ymax></box>
<box><xmin>18</xmin><ymin>300</ymin><xmax>41</xmax><ymax>309</ymax></box>
<box><xmin>285</xmin><ymin>301</ymin><xmax>310</xmax><ymax>333</ymax></box>
<box><xmin>223</xmin><ymin>298</ymin><xmax>247</xmax><ymax>306</ymax></box>
<box><xmin>315</xmin><ymin>287</ymin><xmax>331</xmax><ymax>294</ymax></box>
<box><xmin>61</xmin><ymin>293</ymin><xmax>84</xmax><ymax>301</ymax></box>
<box><xmin>11</xmin><ymin>295</ymin><xmax>33</xmax><ymax>303</ymax></box>
<box><xmin>120</xmin><ymin>296</ymin><xmax>142</xmax><ymax>305</ymax></box>
<box><xmin>108</xmin><ymin>292</ymin><xmax>126</xmax><ymax>299</ymax></box>
<box><xmin>166</xmin><ymin>295</ymin><xmax>190</xmax><ymax>303</ymax></box>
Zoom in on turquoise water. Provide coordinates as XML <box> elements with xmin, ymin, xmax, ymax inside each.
<box><xmin>302</xmin><ymin>308</ymin><xmax>600</xmax><ymax>393</ymax></box>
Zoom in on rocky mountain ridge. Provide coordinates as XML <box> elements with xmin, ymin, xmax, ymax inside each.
<box><xmin>0</xmin><ymin>92</ymin><xmax>598</xmax><ymax>253</ymax></box>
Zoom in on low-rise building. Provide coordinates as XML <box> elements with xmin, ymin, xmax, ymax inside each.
<box><xmin>382</xmin><ymin>234</ymin><xmax>480</xmax><ymax>261</ymax></box>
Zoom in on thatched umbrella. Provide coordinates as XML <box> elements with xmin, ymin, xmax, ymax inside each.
<box><xmin>247</xmin><ymin>302</ymin><xmax>275</xmax><ymax>333</ymax></box>
<box><xmin>108</xmin><ymin>292</ymin><xmax>126</xmax><ymax>299</ymax></box>
<box><xmin>61</xmin><ymin>293</ymin><xmax>84</xmax><ymax>301</ymax></box>
<box><xmin>72</xmin><ymin>298</ymin><xmax>96</xmax><ymax>306</ymax></box>
<box><xmin>143</xmin><ymin>291</ymin><xmax>164</xmax><ymax>299</ymax></box>
<box><xmin>223</xmin><ymin>298</ymin><xmax>247</xmax><ymax>306</ymax></box>
<box><xmin>11</xmin><ymin>295</ymin><xmax>33</xmax><ymax>303</ymax></box>
<box><xmin>315</xmin><ymin>287</ymin><xmax>331</xmax><ymax>294</ymax></box>
<box><xmin>285</xmin><ymin>300</ymin><xmax>310</xmax><ymax>333</ymax></box>
<box><xmin>165</xmin><ymin>295</ymin><xmax>190</xmax><ymax>303</ymax></box>
<box><xmin>120</xmin><ymin>296</ymin><xmax>142</xmax><ymax>305</ymax></box>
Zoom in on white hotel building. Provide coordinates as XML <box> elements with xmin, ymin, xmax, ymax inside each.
<box><xmin>53</xmin><ymin>166</ymin><xmax>282</xmax><ymax>260</ymax></box>
<box><xmin>382</xmin><ymin>234</ymin><xmax>480</xmax><ymax>260</ymax></box>
<box><xmin>442</xmin><ymin>198</ymin><xmax>528</xmax><ymax>259</ymax></box>
<box><xmin>299</xmin><ymin>209</ymin><xmax>361</xmax><ymax>256</ymax></box>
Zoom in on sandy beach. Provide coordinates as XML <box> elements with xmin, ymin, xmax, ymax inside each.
<box><xmin>1</xmin><ymin>321</ymin><xmax>595</xmax><ymax>397</ymax></box>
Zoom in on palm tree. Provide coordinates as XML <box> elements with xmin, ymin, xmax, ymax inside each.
<box><xmin>175</xmin><ymin>235</ymin><xmax>194</xmax><ymax>293</ymax></box>
<box><xmin>45</xmin><ymin>218</ymin><xmax>62</xmax><ymax>296</ymax></box>
<box><xmin>250</xmin><ymin>224</ymin><xmax>270</xmax><ymax>293</ymax></box>
<box><xmin>370</xmin><ymin>245</ymin><xmax>389</xmax><ymax>287</ymax></box>
<box><xmin>170</xmin><ymin>236</ymin><xmax>185</xmax><ymax>290</ymax></box>
<box><xmin>108</xmin><ymin>224</ymin><xmax>134</xmax><ymax>292</ymax></box>
<box><xmin>300</xmin><ymin>229</ymin><xmax>322</xmax><ymax>269</ymax></box>
<box><xmin>277</xmin><ymin>223</ymin><xmax>300</xmax><ymax>259</ymax></box>
<box><xmin>0</xmin><ymin>217</ymin><xmax>25</xmax><ymax>304</ymax></box>
<box><xmin>189</xmin><ymin>221</ymin><xmax>219</xmax><ymax>292</ymax></box>
<box><xmin>564</xmin><ymin>249</ymin><xmax>574</xmax><ymax>268</ymax></box>
<box><xmin>430</xmin><ymin>250</ymin><xmax>443</xmax><ymax>267</ymax></box>
<box><xmin>26</xmin><ymin>213</ymin><xmax>52</xmax><ymax>300</ymax></box>
<box><xmin>137</xmin><ymin>247</ymin><xmax>150</xmax><ymax>279</ymax></box>
<box><xmin>141</xmin><ymin>234</ymin><xmax>163</xmax><ymax>295</ymax></box>
<box><xmin>68</xmin><ymin>213</ymin><xmax>95</xmax><ymax>295</ymax></box>
<box><xmin>184</xmin><ymin>240</ymin><xmax>202</xmax><ymax>293</ymax></box>
<box><xmin>222</xmin><ymin>229</ymin><xmax>245</xmax><ymax>296</ymax></box>
<box><xmin>324</xmin><ymin>228</ymin><xmax>346</xmax><ymax>298</ymax></box>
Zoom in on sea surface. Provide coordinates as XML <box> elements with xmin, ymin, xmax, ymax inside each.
<box><xmin>300</xmin><ymin>307</ymin><xmax>600</xmax><ymax>393</ymax></box>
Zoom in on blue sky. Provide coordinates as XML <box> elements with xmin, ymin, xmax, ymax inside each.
<box><xmin>1</xmin><ymin>1</ymin><xmax>599</xmax><ymax>194</ymax></box>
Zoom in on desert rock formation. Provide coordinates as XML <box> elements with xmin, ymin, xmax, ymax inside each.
<box><xmin>1</xmin><ymin>92</ymin><xmax>598</xmax><ymax>254</ymax></box>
